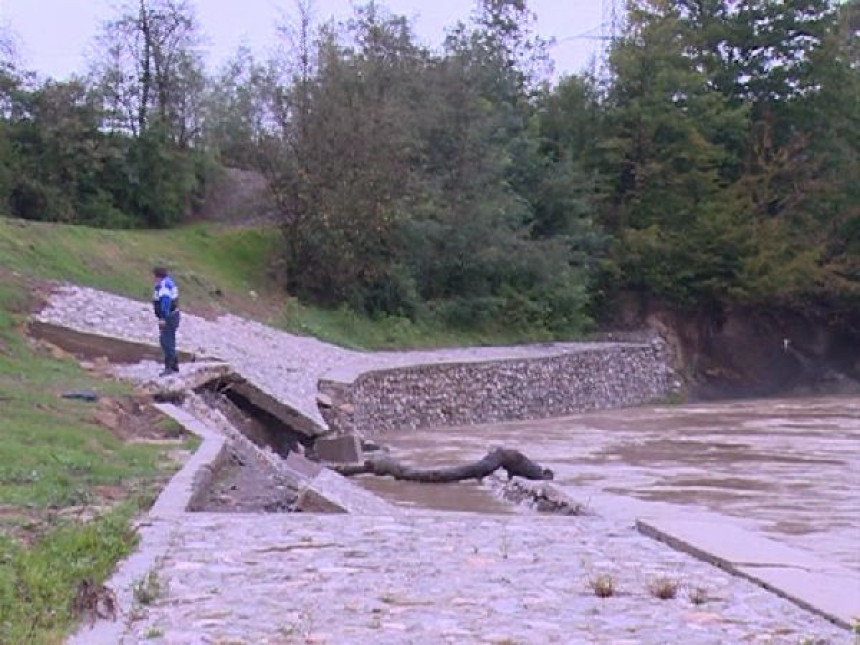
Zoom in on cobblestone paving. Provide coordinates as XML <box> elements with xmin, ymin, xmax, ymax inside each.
<box><xmin>124</xmin><ymin>514</ymin><xmax>849</xmax><ymax>645</ymax></box>
<box><xmin>37</xmin><ymin>285</ymin><xmax>631</xmax><ymax>429</ymax></box>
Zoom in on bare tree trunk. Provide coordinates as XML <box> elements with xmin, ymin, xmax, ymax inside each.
<box><xmin>139</xmin><ymin>0</ymin><xmax>151</xmax><ymax>134</ymax></box>
<box><xmin>331</xmin><ymin>448</ymin><xmax>553</xmax><ymax>483</ymax></box>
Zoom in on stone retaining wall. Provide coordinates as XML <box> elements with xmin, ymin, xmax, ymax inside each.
<box><xmin>318</xmin><ymin>340</ymin><xmax>675</xmax><ymax>436</ymax></box>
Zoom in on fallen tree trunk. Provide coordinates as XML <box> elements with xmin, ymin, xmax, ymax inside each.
<box><xmin>331</xmin><ymin>448</ymin><xmax>553</xmax><ymax>483</ymax></box>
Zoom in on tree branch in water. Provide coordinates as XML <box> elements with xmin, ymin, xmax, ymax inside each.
<box><xmin>331</xmin><ymin>448</ymin><xmax>553</xmax><ymax>483</ymax></box>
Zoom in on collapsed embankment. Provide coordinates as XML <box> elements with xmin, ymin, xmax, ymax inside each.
<box><xmin>34</xmin><ymin>284</ymin><xmax>680</xmax><ymax>440</ymax></box>
<box><xmin>609</xmin><ymin>293</ymin><xmax>860</xmax><ymax>400</ymax></box>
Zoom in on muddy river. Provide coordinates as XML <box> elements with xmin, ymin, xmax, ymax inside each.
<box><xmin>357</xmin><ymin>396</ymin><xmax>860</xmax><ymax>574</ymax></box>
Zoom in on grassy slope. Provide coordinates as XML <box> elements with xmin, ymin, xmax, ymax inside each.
<box><xmin>0</xmin><ymin>217</ymin><xmax>559</xmax><ymax>349</ymax></box>
<box><xmin>0</xmin><ymin>218</ymin><xmax>285</xmax><ymax>323</ymax></box>
<box><xmin>0</xmin><ymin>277</ymin><xmax>189</xmax><ymax>643</ymax></box>
<box><xmin>0</xmin><ymin>214</ymin><xmax>567</xmax><ymax>642</ymax></box>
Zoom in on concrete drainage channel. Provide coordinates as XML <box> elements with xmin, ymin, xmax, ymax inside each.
<box><xmin>186</xmin><ymin>374</ymin><xmax>581</xmax><ymax>518</ymax></box>
<box><xmin>68</xmin><ymin>366</ymin><xmax>406</xmax><ymax>645</ymax></box>
<box><xmin>166</xmin><ymin>373</ymin><xmax>400</xmax><ymax>516</ymax></box>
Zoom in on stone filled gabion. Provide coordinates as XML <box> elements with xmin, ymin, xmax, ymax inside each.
<box><xmin>319</xmin><ymin>340</ymin><xmax>675</xmax><ymax>436</ymax></box>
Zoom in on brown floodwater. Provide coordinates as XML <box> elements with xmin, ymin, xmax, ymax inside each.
<box><xmin>357</xmin><ymin>396</ymin><xmax>860</xmax><ymax>574</ymax></box>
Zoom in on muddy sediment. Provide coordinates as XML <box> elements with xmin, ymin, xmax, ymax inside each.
<box><xmin>196</xmin><ymin>439</ymin><xmax>299</xmax><ymax>513</ymax></box>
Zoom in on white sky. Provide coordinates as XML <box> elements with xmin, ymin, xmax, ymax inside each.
<box><xmin>0</xmin><ymin>0</ymin><xmax>606</xmax><ymax>80</ymax></box>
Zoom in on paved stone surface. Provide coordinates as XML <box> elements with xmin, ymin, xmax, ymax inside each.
<box><xmin>121</xmin><ymin>514</ymin><xmax>849</xmax><ymax>644</ymax></box>
<box><xmin>40</xmin><ymin>285</ymin><xmax>854</xmax><ymax>643</ymax></box>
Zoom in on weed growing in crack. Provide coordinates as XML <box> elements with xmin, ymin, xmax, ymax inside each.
<box><xmin>688</xmin><ymin>586</ymin><xmax>709</xmax><ymax>606</ymax></box>
<box><xmin>648</xmin><ymin>577</ymin><xmax>679</xmax><ymax>600</ymax></box>
<box><xmin>133</xmin><ymin>571</ymin><xmax>163</xmax><ymax>606</ymax></box>
<box><xmin>144</xmin><ymin>627</ymin><xmax>164</xmax><ymax>639</ymax></box>
<box><xmin>589</xmin><ymin>574</ymin><xmax>615</xmax><ymax>598</ymax></box>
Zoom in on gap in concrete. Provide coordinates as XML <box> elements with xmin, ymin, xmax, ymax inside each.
<box><xmin>197</xmin><ymin>378</ymin><xmax>313</xmax><ymax>457</ymax></box>
<box><xmin>188</xmin><ymin>379</ymin><xmax>312</xmax><ymax>513</ymax></box>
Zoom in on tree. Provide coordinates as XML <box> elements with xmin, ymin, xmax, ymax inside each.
<box><xmin>591</xmin><ymin>0</ymin><xmax>858</xmax><ymax>311</ymax></box>
<box><xmin>203</xmin><ymin>45</ymin><xmax>278</xmax><ymax>168</ymax></box>
<box><xmin>91</xmin><ymin>0</ymin><xmax>204</xmax><ymax>144</ymax></box>
<box><xmin>262</xmin><ymin>0</ymin><xmax>595</xmax><ymax>333</ymax></box>
<box><xmin>269</xmin><ymin>3</ymin><xmax>427</xmax><ymax>311</ymax></box>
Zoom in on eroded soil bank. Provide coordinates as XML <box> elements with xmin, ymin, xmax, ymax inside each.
<box><xmin>610</xmin><ymin>294</ymin><xmax>860</xmax><ymax>399</ymax></box>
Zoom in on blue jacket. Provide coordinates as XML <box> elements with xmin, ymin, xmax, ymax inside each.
<box><xmin>152</xmin><ymin>276</ymin><xmax>179</xmax><ymax>320</ymax></box>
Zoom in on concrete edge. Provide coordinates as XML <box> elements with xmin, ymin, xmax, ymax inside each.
<box><xmin>66</xmin><ymin>404</ymin><xmax>228</xmax><ymax>645</ymax></box>
<box><xmin>320</xmin><ymin>342</ymin><xmax>657</xmax><ymax>387</ymax></box>
<box><xmin>295</xmin><ymin>468</ymin><xmax>404</xmax><ymax>516</ymax></box>
<box><xmin>636</xmin><ymin>519</ymin><xmax>855</xmax><ymax>631</ymax></box>
<box><xmin>149</xmin><ymin>403</ymin><xmax>229</xmax><ymax>517</ymax></box>
<box><xmin>29</xmin><ymin>319</ymin><xmax>200</xmax><ymax>364</ymax></box>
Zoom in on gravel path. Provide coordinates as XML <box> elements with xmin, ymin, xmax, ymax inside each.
<box><xmin>37</xmin><ymin>284</ymin><xmax>636</xmax><ymax>430</ymax></box>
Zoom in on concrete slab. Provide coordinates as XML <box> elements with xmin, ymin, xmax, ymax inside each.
<box><xmin>230</xmin><ymin>379</ymin><xmax>325</xmax><ymax>438</ymax></box>
<box><xmin>294</xmin><ymin>485</ymin><xmax>348</xmax><ymax>513</ymax></box>
<box><xmin>296</xmin><ymin>469</ymin><xmax>402</xmax><ymax>516</ymax></box>
<box><xmin>29</xmin><ymin>319</ymin><xmax>198</xmax><ymax>364</ymax></box>
<box><xmin>637</xmin><ymin>517</ymin><xmax>860</xmax><ymax>629</ymax></box>
<box><xmin>144</xmin><ymin>361</ymin><xmax>232</xmax><ymax>392</ymax></box>
<box><xmin>313</xmin><ymin>434</ymin><xmax>364</xmax><ymax>464</ymax></box>
<box><xmin>740</xmin><ymin>566</ymin><xmax>860</xmax><ymax>630</ymax></box>
<box><xmin>283</xmin><ymin>451</ymin><xmax>323</xmax><ymax>480</ymax></box>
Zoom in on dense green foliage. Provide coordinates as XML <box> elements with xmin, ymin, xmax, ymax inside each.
<box><xmin>0</xmin><ymin>1</ymin><xmax>212</xmax><ymax>228</ymax></box>
<box><xmin>264</xmin><ymin>0</ymin><xmax>858</xmax><ymax>332</ymax></box>
<box><xmin>0</xmin><ymin>0</ymin><xmax>857</xmax><ymax>330</ymax></box>
<box><xmin>592</xmin><ymin>0</ymin><xmax>859</xmax><ymax>313</ymax></box>
<box><xmin>267</xmin><ymin>1</ymin><xmax>600</xmax><ymax>335</ymax></box>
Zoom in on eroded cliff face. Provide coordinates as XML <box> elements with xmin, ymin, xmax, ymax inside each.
<box><xmin>610</xmin><ymin>293</ymin><xmax>860</xmax><ymax>400</ymax></box>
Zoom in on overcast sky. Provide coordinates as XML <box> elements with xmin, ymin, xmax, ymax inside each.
<box><xmin>0</xmin><ymin>0</ymin><xmax>606</xmax><ymax>80</ymax></box>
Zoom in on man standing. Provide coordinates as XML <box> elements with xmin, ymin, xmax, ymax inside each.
<box><xmin>152</xmin><ymin>267</ymin><xmax>180</xmax><ymax>376</ymax></box>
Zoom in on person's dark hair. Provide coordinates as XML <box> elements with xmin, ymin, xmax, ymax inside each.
<box><xmin>152</xmin><ymin>266</ymin><xmax>168</xmax><ymax>278</ymax></box>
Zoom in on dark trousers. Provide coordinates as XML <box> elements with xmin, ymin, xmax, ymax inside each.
<box><xmin>159</xmin><ymin>311</ymin><xmax>181</xmax><ymax>370</ymax></box>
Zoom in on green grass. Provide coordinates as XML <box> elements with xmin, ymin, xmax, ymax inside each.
<box><xmin>0</xmin><ymin>504</ymin><xmax>139</xmax><ymax>645</ymax></box>
<box><xmin>281</xmin><ymin>300</ymin><xmax>561</xmax><ymax>350</ymax></box>
<box><xmin>0</xmin><ymin>279</ymin><xmax>186</xmax><ymax>643</ymax></box>
<box><xmin>0</xmin><ymin>218</ymin><xmax>283</xmax><ymax>321</ymax></box>
<box><xmin>0</xmin><ymin>284</ymin><xmax>169</xmax><ymax>510</ymax></box>
<box><xmin>1</xmin><ymin>217</ymin><xmax>575</xmax><ymax>350</ymax></box>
